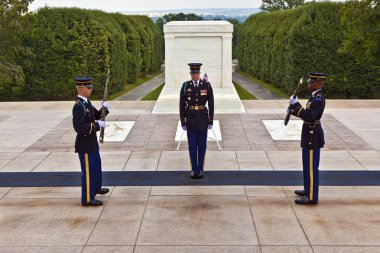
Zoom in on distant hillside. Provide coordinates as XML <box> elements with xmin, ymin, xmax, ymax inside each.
<box><xmin>122</xmin><ymin>8</ymin><xmax>261</xmax><ymax>23</ymax></box>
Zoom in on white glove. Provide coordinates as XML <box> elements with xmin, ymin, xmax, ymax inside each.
<box><xmin>208</xmin><ymin>124</ymin><xmax>213</xmax><ymax>130</ymax></box>
<box><xmin>285</xmin><ymin>107</ymin><xmax>289</xmax><ymax>114</ymax></box>
<box><xmin>102</xmin><ymin>101</ymin><xmax>110</xmax><ymax>109</ymax></box>
<box><xmin>182</xmin><ymin>126</ymin><xmax>187</xmax><ymax>131</ymax></box>
<box><xmin>98</xmin><ymin>121</ymin><xmax>105</xmax><ymax>128</ymax></box>
<box><xmin>289</xmin><ymin>96</ymin><xmax>298</xmax><ymax>105</ymax></box>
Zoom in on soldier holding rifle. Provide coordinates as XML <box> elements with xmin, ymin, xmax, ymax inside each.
<box><xmin>72</xmin><ymin>76</ymin><xmax>110</xmax><ymax>206</ymax></box>
<box><xmin>287</xmin><ymin>72</ymin><xmax>327</xmax><ymax>205</ymax></box>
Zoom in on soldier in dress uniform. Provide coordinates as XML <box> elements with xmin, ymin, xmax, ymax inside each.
<box><xmin>72</xmin><ymin>77</ymin><xmax>110</xmax><ymax>206</ymax></box>
<box><xmin>288</xmin><ymin>72</ymin><xmax>327</xmax><ymax>205</ymax></box>
<box><xmin>179</xmin><ymin>63</ymin><xmax>214</xmax><ymax>179</ymax></box>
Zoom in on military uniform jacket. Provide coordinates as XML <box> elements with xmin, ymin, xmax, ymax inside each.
<box><xmin>72</xmin><ymin>97</ymin><xmax>108</xmax><ymax>153</ymax></box>
<box><xmin>179</xmin><ymin>79</ymin><xmax>214</xmax><ymax>131</ymax></box>
<box><xmin>290</xmin><ymin>90</ymin><xmax>325</xmax><ymax>149</ymax></box>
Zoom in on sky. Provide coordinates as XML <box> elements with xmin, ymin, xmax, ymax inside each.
<box><xmin>28</xmin><ymin>0</ymin><xmax>260</xmax><ymax>13</ymax></box>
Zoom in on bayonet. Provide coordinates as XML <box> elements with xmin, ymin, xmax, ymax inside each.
<box><xmin>99</xmin><ymin>69</ymin><xmax>110</xmax><ymax>143</ymax></box>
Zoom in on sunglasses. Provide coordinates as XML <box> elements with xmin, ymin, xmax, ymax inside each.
<box><xmin>85</xmin><ymin>84</ymin><xmax>94</xmax><ymax>89</ymax></box>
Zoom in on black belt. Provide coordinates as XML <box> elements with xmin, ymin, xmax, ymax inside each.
<box><xmin>305</xmin><ymin>120</ymin><xmax>320</xmax><ymax>125</ymax></box>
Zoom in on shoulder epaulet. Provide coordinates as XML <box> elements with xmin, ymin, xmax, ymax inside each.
<box><xmin>205</xmin><ymin>81</ymin><xmax>210</xmax><ymax>89</ymax></box>
<box><xmin>74</xmin><ymin>99</ymin><xmax>86</xmax><ymax>115</ymax></box>
<box><xmin>182</xmin><ymin>81</ymin><xmax>189</xmax><ymax>95</ymax></box>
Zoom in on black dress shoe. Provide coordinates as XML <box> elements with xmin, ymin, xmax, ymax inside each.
<box><xmin>294</xmin><ymin>189</ymin><xmax>306</xmax><ymax>197</ymax></box>
<box><xmin>97</xmin><ymin>188</ymin><xmax>109</xmax><ymax>195</ymax></box>
<box><xmin>295</xmin><ymin>198</ymin><xmax>317</xmax><ymax>205</ymax></box>
<box><xmin>82</xmin><ymin>199</ymin><xmax>103</xmax><ymax>206</ymax></box>
<box><xmin>190</xmin><ymin>171</ymin><xmax>197</xmax><ymax>179</ymax></box>
<box><xmin>197</xmin><ymin>171</ymin><xmax>204</xmax><ymax>179</ymax></box>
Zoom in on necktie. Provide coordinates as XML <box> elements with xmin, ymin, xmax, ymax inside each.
<box><xmin>195</xmin><ymin>81</ymin><xmax>198</xmax><ymax>87</ymax></box>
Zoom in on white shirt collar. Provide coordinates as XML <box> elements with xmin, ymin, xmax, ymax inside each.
<box><xmin>77</xmin><ymin>95</ymin><xmax>88</xmax><ymax>103</ymax></box>
<box><xmin>192</xmin><ymin>79</ymin><xmax>200</xmax><ymax>86</ymax></box>
<box><xmin>312</xmin><ymin>89</ymin><xmax>321</xmax><ymax>97</ymax></box>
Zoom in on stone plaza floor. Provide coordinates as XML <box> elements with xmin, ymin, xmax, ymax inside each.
<box><xmin>0</xmin><ymin>100</ymin><xmax>380</xmax><ymax>252</ymax></box>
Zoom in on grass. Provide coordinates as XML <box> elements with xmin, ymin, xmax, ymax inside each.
<box><xmin>237</xmin><ymin>70</ymin><xmax>289</xmax><ymax>98</ymax></box>
<box><xmin>141</xmin><ymin>83</ymin><xmax>165</xmax><ymax>100</ymax></box>
<box><xmin>109</xmin><ymin>70</ymin><xmax>163</xmax><ymax>100</ymax></box>
<box><xmin>142</xmin><ymin>81</ymin><xmax>258</xmax><ymax>101</ymax></box>
<box><xmin>142</xmin><ymin>81</ymin><xmax>256</xmax><ymax>101</ymax></box>
<box><xmin>233</xmin><ymin>81</ymin><xmax>257</xmax><ymax>100</ymax></box>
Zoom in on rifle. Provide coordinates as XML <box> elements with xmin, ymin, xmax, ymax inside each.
<box><xmin>99</xmin><ymin>69</ymin><xmax>110</xmax><ymax>143</ymax></box>
<box><xmin>284</xmin><ymin>77</ymin><xmax>303</xmax><ymax>126</ymax></box>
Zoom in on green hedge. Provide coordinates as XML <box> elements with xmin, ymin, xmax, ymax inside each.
<box><xmin>236</xmin><ymin>2</ymin><xmax>380</xmax><ymax>98</ymax></box>
<box><xmin>22</xmin><ymin>8</ymin><xmax>163</xmax><ymax>100</ymax></box>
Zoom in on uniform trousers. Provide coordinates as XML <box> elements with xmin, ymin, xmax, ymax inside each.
<box><xmin>78</xmin><ymin>151</ymin><xmax>102</xmax><ymax>204</ymax></box>
<box><xmin>302</xmin><ymin>148</ymin><xmax>320</xmax><ymax>202</ymax></box>
<box><xmin>187</xmin><ymin>129</ymin><xmax>208</xmax><ymax>173</ymax></box>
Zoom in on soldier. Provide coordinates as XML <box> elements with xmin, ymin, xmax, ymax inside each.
<box><xmin>72</xmin><ymin>77</ymin><xmax>110</xmax><ymax>206</ymax></box>
<box><xmin>288</xmin><ymin>72</ymin><xmax>327</xmax><ymax>205</ymax></box>
<box><xmin>180</xmin><ymin>63</ymin><xmax>214</xmax><ymax>179</ymax></box>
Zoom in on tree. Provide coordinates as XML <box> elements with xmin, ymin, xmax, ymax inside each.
<box><xmin>340</xmin><ymin>0</ymin><xmax>380</xmax><ymax>65</ymax></box>
<box><xmin>0</xmin><ymin>0</ymin><xmax>33</xmax><ymax>62</ymax></box>
<box><xmin>186</xmin><ymin>13</ymin><xmax>203</xmax><ymax>21</ymax></box>
<box><xmin>260</xmin><ymin>0</ymin><xmax>304</xmax><ymax>12</ymax></box>
<box><xmin>0</xmin><ymin>0</ymin><xmax>33</xmax><ymax>100</ymax></box>
<box><xmin>156</xmin><ymin>17</ymin><xmax>164</xmax><ymax>34</ymax></box>
<box><xmin>340</xmin><ymin>0</ymin><xmax>380</xmax><ymax>97</ymax></box>
<box><xmin>228</xmin><ymin>18</ymin><xmax>242</xmax><ymax>58</ymax></box>
<box><xmin>162</xmin><ymin>13</ymin><xmax>202</xmax><ymax>23</ymax></box>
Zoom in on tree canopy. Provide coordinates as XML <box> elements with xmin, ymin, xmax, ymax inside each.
<box><xmin>162</xmin><ymin>13</ymin><xmax>203</xmax><ymax>22</ymax></box>
<box><xmin>260</xmin><ymin>0</ymin><xmax>304</xmax><ymax>11</ymax></box>
<box><xmin>340</xmin><ymin>0</ymin><xmax>379</xmax><ymax>66</ymax></box>
<box><xmin>0</xmin><ymin>0</ymin><xmax>33</xmax><ymax>100</ymax></box>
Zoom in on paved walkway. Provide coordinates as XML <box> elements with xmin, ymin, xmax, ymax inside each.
<box><xmin>115</xmin><ymin>73</ymin><xmax>165</xmax><ymax>101</ymax></box>
<box><xmin>233</xmin><ymin>72</ymin><xmax>283</xmax><ymax>99</ymax></box>
<box><xmin>114</xmin><ymin>72</ymin><xmax>280</xmax><ymax>101</ymax></box>
<box><xmin>1</xmin><ymin>100</ymin><xmax>380</xmax><ymax>252</ymax></box>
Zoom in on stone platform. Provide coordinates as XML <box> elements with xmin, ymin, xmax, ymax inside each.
<box><xmin>0</xmin><ymin>100</ymin><xmax>380</xmax><ymax>252</ymax></box>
